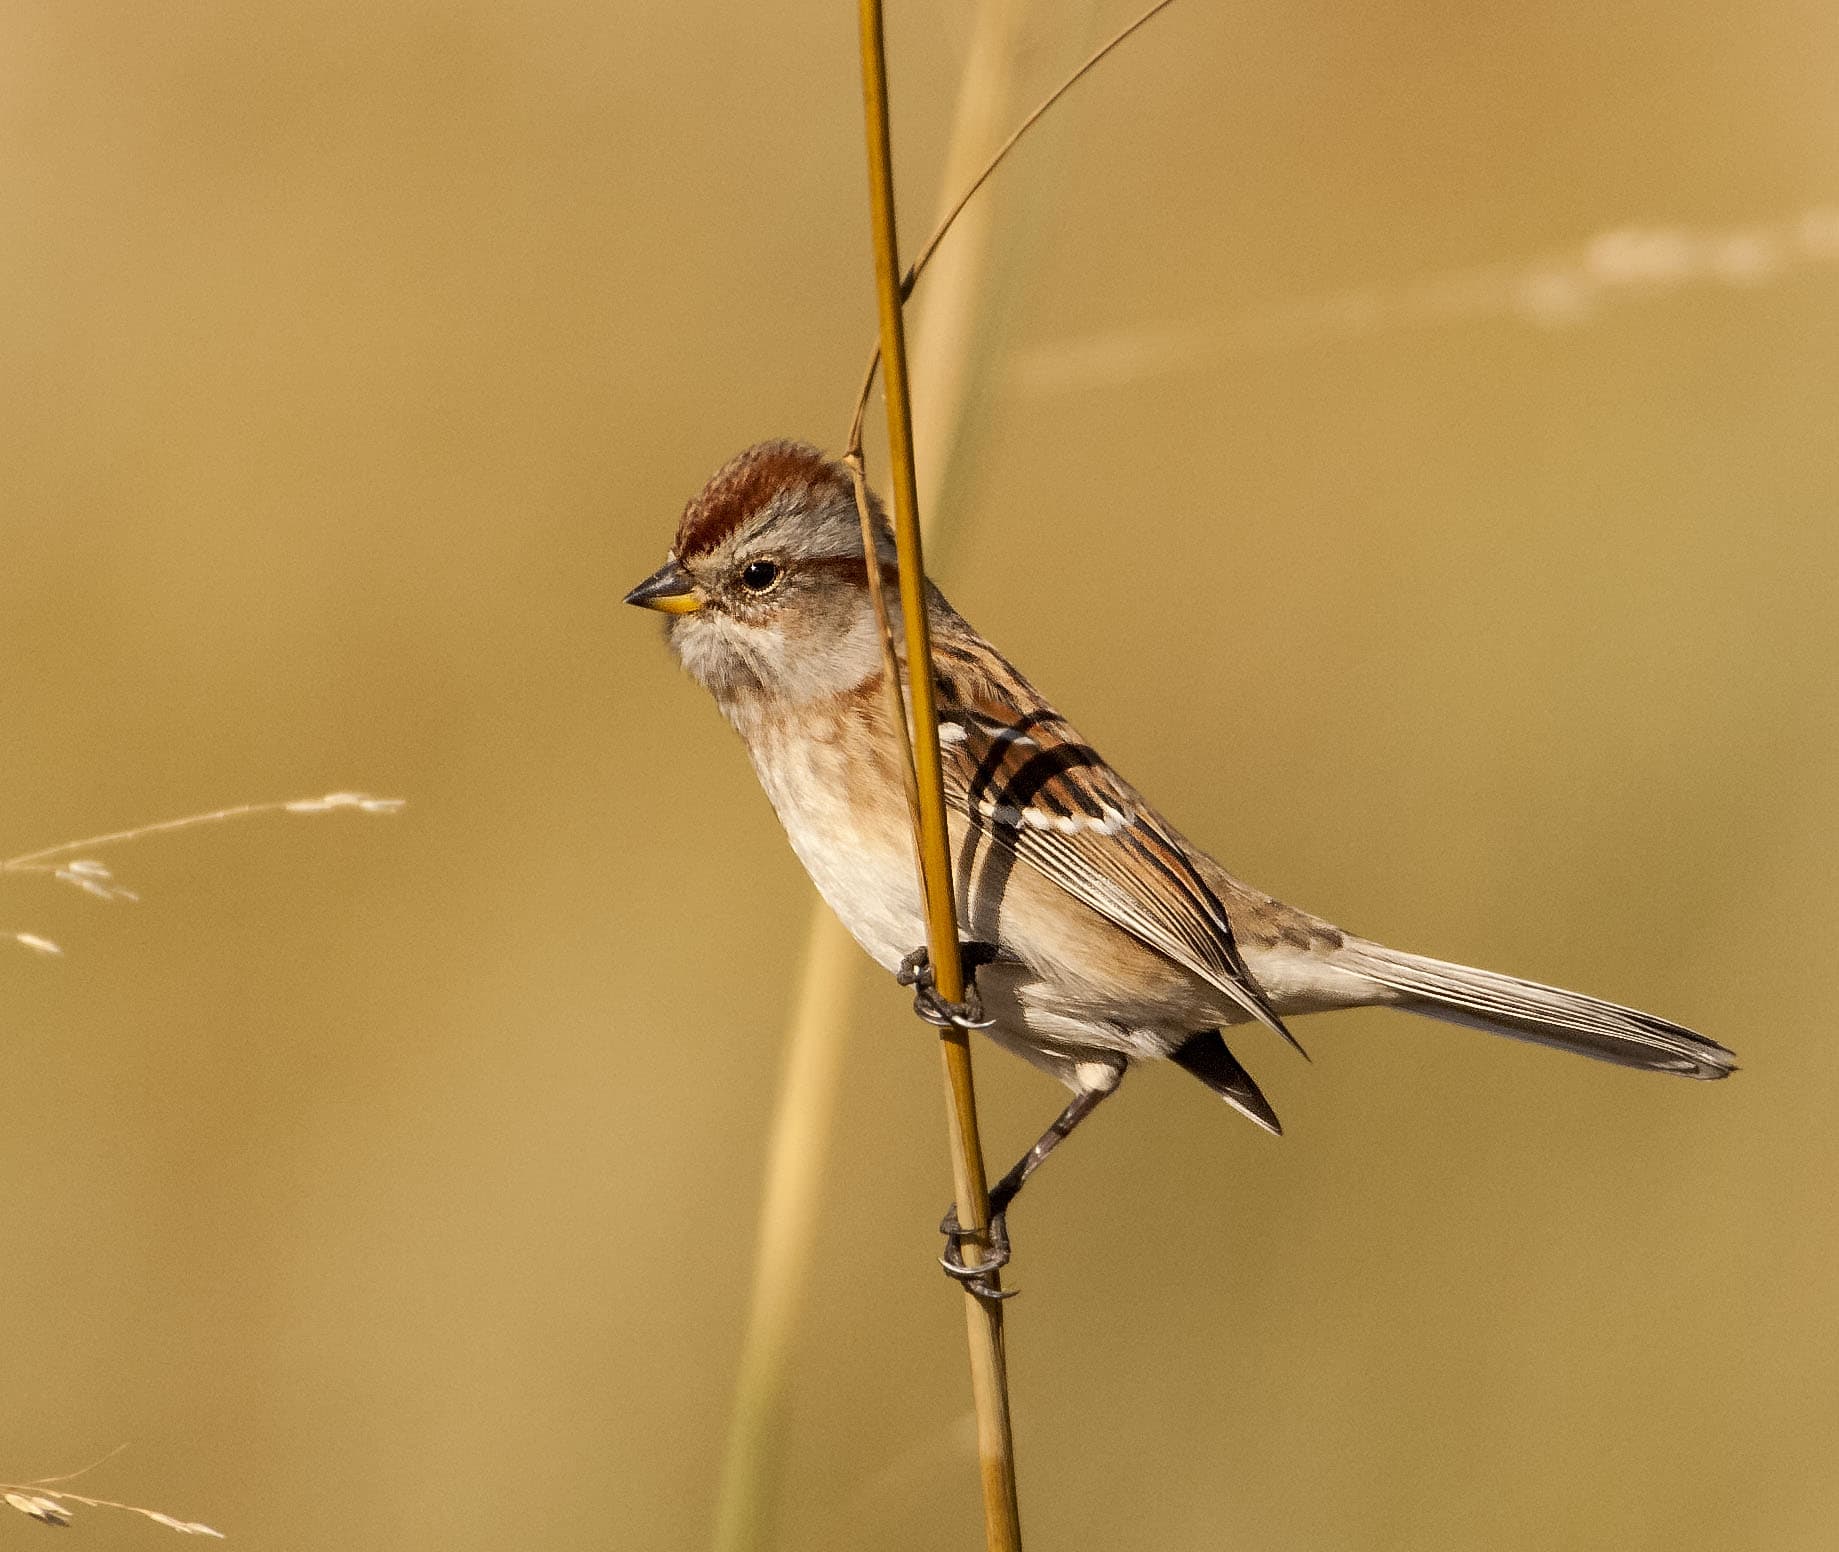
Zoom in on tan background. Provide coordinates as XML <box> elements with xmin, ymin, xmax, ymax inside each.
<box><xmin>3</xmin><ymin>2</ymin><xmax>1835</xmax><ymax>1548</ymax></box>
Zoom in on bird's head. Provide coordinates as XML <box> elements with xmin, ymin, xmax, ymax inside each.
<box><xmin>625</xmin><ymin>440</ymin><xmax>897</xmax><ymax>707</ymax></box>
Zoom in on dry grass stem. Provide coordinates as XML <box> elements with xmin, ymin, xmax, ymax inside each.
<box><xmin>855</xmin><ymin>0</ymin><xmax>1021</xmax><ymax>1545</ymax></box>
<box><xmin>1012</xmin><ymin>203</ymin><xmax>1839</xmax><ymax>391</ymax></box>
<box><xmin>906</xmin><ymin>0</ymin><xmax>1032</xmax><ymax>526</ymax></box>
<box><xmin>710</xmin><ymin>906</ymin><xmax>858</xmax><ymax>1552</ymax></box>
<box><xmin>848</xmin><ymin>0</ymin><xmax>1180</xmax><ymax>454</ymax></box>
<box><xmin>712</xmin><ymin>10</ymin><xmax>1051</xmax><ymax>1542</ymax></box>
<box><xmin>2</xmin><ymin>1450</ymin><xmax>223</xmax><ymax>1538</ymax></box>
<box><xmin>716</xmin><ymin>7</ymin><xmax>1183</xmax><ymax>1544</ymax></box>
<box><xmin>4</xmin><ymin>792</ymin><xmax>405</xmax><ymax>956</ymax></box>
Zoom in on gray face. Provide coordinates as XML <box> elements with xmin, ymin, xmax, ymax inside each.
<box><xmin>666</xmin><ymin>486</ymin><xmax>886</xmax><ymax>708</ymax></box>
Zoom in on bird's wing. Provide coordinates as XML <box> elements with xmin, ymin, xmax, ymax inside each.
<box><xmin>927</xmin><ymin>638</ymin><xmax>1298</xmax><ymax>1052</ymax></box>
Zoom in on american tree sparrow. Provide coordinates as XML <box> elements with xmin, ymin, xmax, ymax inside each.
<box><xmin>628</xmin><ymin>440</ymin><xmax>1734</xmax><ymax>1287</ymax></box>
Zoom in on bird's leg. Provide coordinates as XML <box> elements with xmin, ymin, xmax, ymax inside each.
<box><xmin>897</xmin><ymin>940</ymin><xmax>999</xmax><ymax>1031</ymax></box>
<box><xmin>939</xmin><ymin>1081</ymin><xmax>1118</xmax><ymax>1297</ymax></box>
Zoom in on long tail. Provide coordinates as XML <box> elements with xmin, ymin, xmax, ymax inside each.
<box><xmin>1336</xmin><ymin>938</ymin><xmax>1736</xmax><ymax>1079</ymax></box>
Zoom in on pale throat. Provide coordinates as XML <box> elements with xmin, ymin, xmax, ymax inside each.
<box><xmin>693</xmin><ymin>599</ymin><xmax>888</xmax><ymax>734</ymax></box>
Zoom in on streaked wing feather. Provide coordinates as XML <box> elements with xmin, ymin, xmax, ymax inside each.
<box><xmin>930</xmin><ymin>638</ymin><xmax>1297</xmax><ymax>1049</ymax></box>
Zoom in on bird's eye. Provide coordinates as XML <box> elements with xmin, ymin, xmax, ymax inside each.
<box><xmin>740</xmin><ymin>560</ymin><xmax>781</xmax><ymax>594</ymax></box>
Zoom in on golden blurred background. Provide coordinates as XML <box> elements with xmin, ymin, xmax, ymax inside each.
<box><xmin>3</xmin><ymin>1</ymin><xmax>1835</xmax><ymax>1547</ymax></box>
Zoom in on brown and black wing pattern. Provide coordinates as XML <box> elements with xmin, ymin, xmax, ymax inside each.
<box><xmin>927</xmin><ymin>636</ymin><xmax>1297</xmax><ymax>1051</ymax></box>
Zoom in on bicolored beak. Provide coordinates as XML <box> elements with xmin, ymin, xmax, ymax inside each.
<box><xmin>624</xmin><ymin>559</ymin><xmax>703</xmax><ymax>614</ymax></box>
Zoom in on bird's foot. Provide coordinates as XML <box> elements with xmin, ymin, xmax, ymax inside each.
<box><xmin>938</xmin><ymin>1203</ymin><xmax>1016</xmax><ymax>1300</ymax></box>
<box><xmin>897</xmin><ymin>942</ymin><xmax>998</xmax><ymax>1031</ymax></box>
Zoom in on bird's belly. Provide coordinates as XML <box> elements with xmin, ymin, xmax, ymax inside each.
<box><xmin>748</xmin><ymin>729</ymin><xmax>922</xmax><ymax>972</ymax></box>
<box><xmin>742</xmin><ymin>718</ymin><xmax>1220</xmax><ymax>1069</ymax></box>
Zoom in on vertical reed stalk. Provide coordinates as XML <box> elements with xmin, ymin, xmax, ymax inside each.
<box><xmin>711</xmin><ymin>908</ymin><xmax>861</xmax><ymax>1552</ymax></box>
<box><xmin>715</xmin><ymin>6</ymin><xmax>1177</xmax><ymax>1545</ymax></box>
<box><xmin>712</xmin><ymin>14</ymin><xmax>1044</xmax><ymax>1545</ymax></box>
<box><xmin>908</xmin><ymin>0</ymin><xmax>1029</xmax><ymax>527</ymax></box>
<box><xmin>855</xmin><ymin>3</ymin><xmax>1023</xmax><ymax>1548</ymax></box>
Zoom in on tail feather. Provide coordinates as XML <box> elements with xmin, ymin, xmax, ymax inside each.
<box><xmin>1171</xmin><ymin>1029</ymin><xmax>1284</xmax><ymax>1134</ymax></box>
<box><xmin>1338</xmin><ymin>939</ymin><xmax>1736</xmax><ymax>1080</ymax></box>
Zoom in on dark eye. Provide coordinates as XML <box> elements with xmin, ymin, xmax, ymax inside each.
<box><xmin>740</xmin><ymin>559</ymin><xmax>781</xmax><ymax>593</ymax></box>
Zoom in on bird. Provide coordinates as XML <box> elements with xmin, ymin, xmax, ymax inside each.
<box><xmin>626</xmin><ymin>438</ymin><xmax>1735</xmax><ymax>1290</ymax></box>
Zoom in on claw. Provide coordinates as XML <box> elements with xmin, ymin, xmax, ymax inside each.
<box><xmin>897</xmin><ymin>944</ymin><xmax>997</xmax><ymax>1031</ymax></box>
<box><xmin>938</xmin><ymin>1204</ymin><xmax>1017</xmax><ymax>1300</ymax></box>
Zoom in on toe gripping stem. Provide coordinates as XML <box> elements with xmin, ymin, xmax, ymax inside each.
<box><xmin>897</xmin><ymin>941</ymin><xmax>999</xmax><ymax>1031</ymax></box>
<box><xmin>901</xmin><ymin>940</ymin><xmax>1012</xmax><ymax>1295</ymax></box>
<box><xmin>939</xmin><ymin>1198</ymin><xmax>1016</xmax><ymax>1300</ymax></box>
